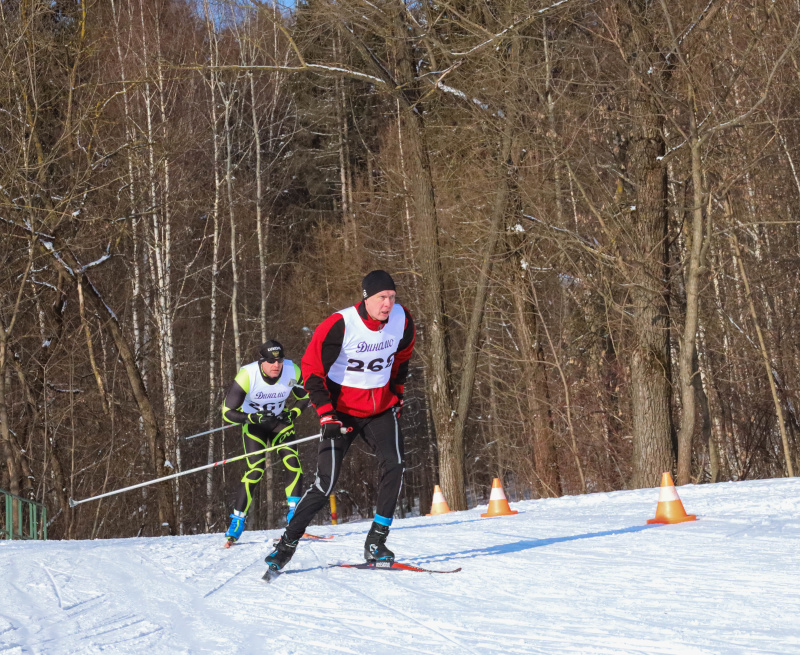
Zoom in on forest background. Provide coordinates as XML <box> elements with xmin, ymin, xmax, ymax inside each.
<box><xmin>2</xmin><ymin>0</ymin><xmax>799</xmax><ymax>539</ymax></box>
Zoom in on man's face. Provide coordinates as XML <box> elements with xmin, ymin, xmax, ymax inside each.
<box><xmin>260</xmin><ymin>358</ymin><xmax>284</xmax><ymax>378</ymax></box>
<box><xmin>364</xmin><ymin>289</ymin><xmax>396</xmax><ymax>322</ymax></box>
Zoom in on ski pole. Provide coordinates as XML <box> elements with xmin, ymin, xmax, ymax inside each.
<box><xmin>183</xmin><ymin>423</ymin><xmax>238</xmax><ymax>441</ymax></box>
<box><xmin>68</xmin><ymin>432</ymin><xmax>322</xmax><ymax>508</ymax></box>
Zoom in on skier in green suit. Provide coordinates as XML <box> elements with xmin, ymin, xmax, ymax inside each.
<box><xmin>221</xmin><ymin>340</ymin><xmax>309</xmax><ymax>545</ymax></box>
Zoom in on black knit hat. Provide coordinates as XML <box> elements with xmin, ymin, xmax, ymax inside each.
<box><xmin>258</xmin><ymin>340</ymin><xmax>284</xmax><ymax>362</ymax></box>
<box><xmin>361</xmin><ymin>270</ymin><xmax>396</xmax><ymax>299</ymax></box>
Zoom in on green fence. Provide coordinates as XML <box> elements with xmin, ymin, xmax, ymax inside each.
<box><xmin>0</xmin><ymin>488</ymin><xmax>47</xmax><ymax>540</ymax></box>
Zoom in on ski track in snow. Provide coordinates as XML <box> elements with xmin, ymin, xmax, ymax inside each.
<box><xmin>1</xmin><ymin>478</ymin><xmax>799</xmax><ymax>654</ymax></box>
<box><xmin>306</xmin><ymin>541</ymin><xmax>480</xmax><ymax>655</ymax></box>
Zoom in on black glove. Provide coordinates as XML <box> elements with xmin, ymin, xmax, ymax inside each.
<box><xmin>280</xmin><ymin>407</ymin><xmax>302</xmax><ymax>424</ymax></box>
<box><xmin>391</xmin><ymin>384</ymin><xmax>405</xmax><ymax>419</ymax></box>
<box><xmin>247</xmin><ymin>411</ymin><xmax>279</xmax><ymax>430</ymax></box>
<box><xmin>320</xmin><ymin>414</ymin><xmax>344</xmax><ymax>440</ymax></box>
<box><xmin>393</xmin><ymin>396</ymin><xmax>404</xmax><ymax>420</ymax></box>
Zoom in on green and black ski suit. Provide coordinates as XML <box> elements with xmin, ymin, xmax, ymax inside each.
<box><xmin>222</xmin><ymin>359</ymin><xmax>309</xmax><ymax>515</ymax></box>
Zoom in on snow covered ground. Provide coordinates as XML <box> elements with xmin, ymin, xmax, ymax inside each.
<box><xmin>1</xmin><ymin>477</ymin><xmax>799</xmax><ymax>654</ymax></box>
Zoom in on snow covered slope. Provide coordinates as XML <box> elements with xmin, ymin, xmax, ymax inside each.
<box><xmin>1</xmin><ymin>478</ymin><xmax>799</xmax><ymax>654</ymax></box>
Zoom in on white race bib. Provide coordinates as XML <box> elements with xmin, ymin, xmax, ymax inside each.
<box><xmin>242</xmin><ymin>359</ymin><xmax>297</xmax><ymax>414</ymax></box>
<box><xmin>327</xmin><ymin>305</ymin><xmax>406</xmax><ymax>389</ymax></box>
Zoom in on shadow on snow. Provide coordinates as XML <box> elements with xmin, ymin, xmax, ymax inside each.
<box><xmin>415</xmin><ymin>524</ymin><xmax>658</xmax><ymax>565</ymax></box>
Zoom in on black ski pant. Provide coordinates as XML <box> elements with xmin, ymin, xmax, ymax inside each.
<box><xmin>285</xmin><ymin>408</ymin><xmax>404</xmax><ymax>542</ymax></box>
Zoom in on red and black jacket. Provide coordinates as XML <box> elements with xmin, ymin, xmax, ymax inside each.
<box><xmin>301</xmin><ymin>301</ymin><xmax>415</xmax><ymax>419</ymax></box>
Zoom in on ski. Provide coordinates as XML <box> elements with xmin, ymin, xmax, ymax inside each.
<box><xmin>230</xmin><ymin>532</ymin><xmax>332</xmax><ymax>549</ymax></box>
<box><xmin>333</xmin><ymin>561</ymin><xmax>461</xmax><ymax>574</ymax></box>
<box><xmin>262</xmin><ymin>560</ymin><xmax>461</xmax><ymax>582</ymax></box>
<box><xmin>302</xmin><ymin>532</ymin><xmax>334</xmax><ymax>541</ymax></box>
<box><xmin>261</xmin><ymin>565</ymin><xmax>282</xmax><ymax>583</ymax></box>
<box><xmin>271</xmin><ymin>532</ymin><xmax>333</xmax><ymax>543</ymax></box>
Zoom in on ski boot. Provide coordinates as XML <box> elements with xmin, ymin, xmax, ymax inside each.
<box><xmin>224</xmin><ymin>510</ymin><xmax>246</xmax><ymax>547</ymax></box>
<box><xmin>263</xmin><ymin>534</ymin><xmax>299</xmax><ymax>581</ymax></box>
<box><xmin>364</xmin><ymin>522</ymin><xmax>394</xmax><ymax>564</ymax></box>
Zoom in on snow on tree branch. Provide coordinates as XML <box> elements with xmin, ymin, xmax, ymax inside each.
<box><xmin>449</xmin><ymin>0</ymin><xmax>573</xmax><ymax>57</ymax></box>
<box><xmin>189</xmin><ymin>64</ymin><xmax>386</xmax><ymax>86</ymax></box>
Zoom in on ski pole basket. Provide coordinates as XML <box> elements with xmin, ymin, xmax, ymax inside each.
<box><xmin>1</xmin><ymin>488</ymin><xmax>47</xmax><ymax>541</ymax></box>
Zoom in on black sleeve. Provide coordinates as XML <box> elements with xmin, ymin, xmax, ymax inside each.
<box><xmin>288</xmin><ymin>382</ymin><xmax>311</xmax><ymax>413</ymax></box>
<box><xmin>286</xmin><ymin>364</ymin><xmax>310</xmax><ymax>412</ymax></box>
<box><xmin>222</xmin><ymin>380</ymin><xmax>249</xmax><ymax>425</ymax></box>
<box><xmin>301</xmin><ymin>314</ymin><xmax>346</xmax><ymax>417</ymax></box>
<box><xmin>391</xmin><ymin>308</ymin><xmax>416</xmax><ymax>388</ymax></box>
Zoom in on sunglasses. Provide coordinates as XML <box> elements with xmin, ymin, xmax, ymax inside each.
<box><xmin>262</xmin><ymin>355</ymin><xmax>284</xmax><ymax>364</ymax></box>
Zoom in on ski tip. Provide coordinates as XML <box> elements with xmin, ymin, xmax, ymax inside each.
<box><xmin>272</xmin><ymin>533</ymin><xmax>333</xmax><ymax>544</ymax></box>
<box><xmin>261</xmin><ymin>566</ymin><xmax>282</xmax><ymax>583</ymax></box>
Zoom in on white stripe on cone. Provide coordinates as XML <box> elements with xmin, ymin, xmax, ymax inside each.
<box><xmin>489</xmin><ymin>486</ymin><xmax>508</xmax><ymax>501</ymax></box>
<box><xmin>432</xmin><ymin>490</ymin><xmax>447</xmax><ymax>503</ymax></box>
<box><xmin>658</xmin><ymin>485</ymin><xmax>681</xmax><ymax>502</ymax></box>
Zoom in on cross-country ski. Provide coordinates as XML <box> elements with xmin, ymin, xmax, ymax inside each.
<box><xmin>333</xmin><ymin>561</ymin><xmax>462</xmax><ymax>573</ymax></box>
<box><xmin>270</xmin><ymin>532</ymin><xmax>334</xmax><ymax>543</ymax></box>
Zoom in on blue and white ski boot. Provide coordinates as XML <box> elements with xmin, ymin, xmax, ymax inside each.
<box><xmin>224</xmin><ymin>510</ymin><xmax>246</xmax><ymax>547</ymax></box>
<box><xmin>286</xmin><ymin>496</ymin><xmax>301</xmax><ymax>523</ymax></box>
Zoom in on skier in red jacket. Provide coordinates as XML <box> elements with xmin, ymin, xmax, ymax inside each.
<box><xmin>265</xmin><ymin>270</ymin><xmax>415</xmax><ymax>573</ymax></box>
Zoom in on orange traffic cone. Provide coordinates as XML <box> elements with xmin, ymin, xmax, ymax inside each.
<box><xmin>426</xmin><ymin>485</ymin><xmax>454</xmax><ymax>516</ymax></box>
<box><xmin>647</xmin><ymin>472</ymin><xmax>697</xmax><ymax>524</ymax></box>
<box><xmin>481</xmin><ymin>478</ymin><xmax>518</xmax><ymax>517</ymax></box>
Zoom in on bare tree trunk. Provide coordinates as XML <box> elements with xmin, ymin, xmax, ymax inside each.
<box><xmin>531</xmin><ymin>281</ymin><xmax>586</xmax><ymax>493</ymax></box>
<box><xmin>334</xmin><ymin>33</ymin><xmax>359</xmax><ymax>254</ymax></box>
<box><xmin>77</xmin><ymin>281</ymin><xmax>110</xmax><ymax>416</ymax></box>
<box><xmin>203</xmin><ymin>0</ymin><xmax>223</xmax><ymax>531</ymax></box>
<box><xmin>224</xmin><ymin>86</ymin><xmax>242</xmax><ymax>369</ymax></box>
<box><xmin>690</xmin><ymin>342</ymin><xmax>714</xmax><ymax>481</ymax></box>
<box><xmin>153</xmin><ymin>6</ymin><xmax>181</xmax><ymax>530</ymax></box>
<box><xmin>451</xmin><ymin>133</ymin><xmax>512</xmax><ymax>480</ymax></box>
<box><xmin>137</xmin><ymin>0</ymin><xmax>181</xmax><ymax>530</ymax></box>
<box><xmin>386</xmin><ymin>7</ymin><xmax>463</xmax><ymax>508</ymax></box>
<box><xmin>676</xmin><ymin>94</ymin><xmax>712</xmax><ymax>485</ymax></box>
<box><xmin>729</xmin><ymin>230</ymin><xmax>795</xmax><ymax>477</ymax></box>
<box><xmin>248</xmin><ymin>68</ymin><xmax>269</xmax><ymax>346</ymax></box>
<box><xmin>110</xmin><ymin>0</ymin><xmax>143</xmax><ymax>376</ymax></box>
<box><xmin>399</xmin><ymin>89</ymin><xmax>461</xmax><ymax>508</ymax></box>
<box><xmin>0</xmin><ymin>243</ymin><xmax>34</xmax><ymax>506</ymax></box>
<box><xmin>709</xmin><ymin>244</ymin><xmax>742</xmax><ymax>476</ymax></box>
<box><xmin>696</xmin><ymin>324</ymin><xmax>721</xmax><ymax>482</ymax></box>
<box><xmin>510</xmin><ymin>271</ymin><xmax>562</xmax><ymax>497</ymax></box>
<box><xmin>622</xmin><ymin>2</ymin><xmax>675</xmax><ymax>487</ymax></box>
<box><xmin>0</xmin><ymin>327</ymin><xmax>22</xmax><ymax>503</ymax></box>
<box><xmin>395</xmin><ymin>96</ymin><xmax>437</xmax><ymax>511</ymax></box>
<box><xmin>543</xmin><ymin>19</ymin><xmax>564</xmax><ymax>225</ymax></box>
